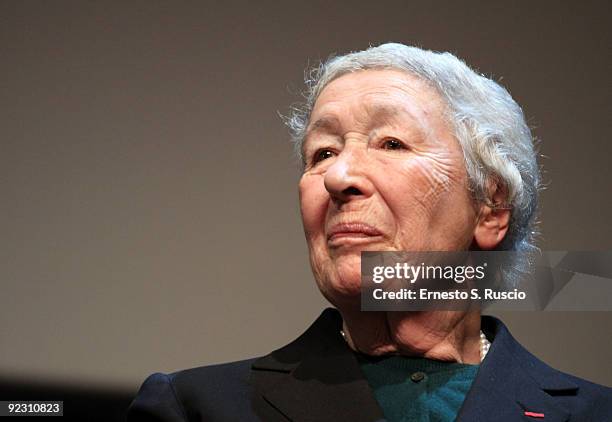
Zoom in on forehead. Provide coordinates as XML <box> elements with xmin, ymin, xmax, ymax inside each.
<box><xmin>309</xmin><ymin>69</ymin><xmax>447</xmax><ymax>127</ymax></box>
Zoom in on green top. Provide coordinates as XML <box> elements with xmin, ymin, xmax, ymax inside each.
<box><xmin>357</xmin><ymin>354</ymin><xmax>479</xmax><ymax>422</ymax></box>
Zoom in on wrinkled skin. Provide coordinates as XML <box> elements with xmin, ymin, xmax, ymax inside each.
<box><xmin>298</xmin><ymin>70</ymin><xmax>508</xmax><ymax>361</ymax></box>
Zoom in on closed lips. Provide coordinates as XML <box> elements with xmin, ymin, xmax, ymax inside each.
<box><xmin>327</xmin><ymin>223</ymin><xmax>383</xmax><ymax>240</ymax></box>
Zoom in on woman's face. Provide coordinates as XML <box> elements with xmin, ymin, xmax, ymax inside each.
<box><xmin>299</xmin><ymin>69</ymin><xmax>481</xmax><ymax>306</ymax></box>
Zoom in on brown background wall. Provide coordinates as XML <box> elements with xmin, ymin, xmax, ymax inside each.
<box><xmin>1</xmin><ymin>0</ymin><xmax>610</xmax><ymax>398</ymax></box>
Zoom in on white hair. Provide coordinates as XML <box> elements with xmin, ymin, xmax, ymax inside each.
<box><xmin>286</xmin><ymin>43</ymin><xmax>541</xmax><ymax>286</ymax></box>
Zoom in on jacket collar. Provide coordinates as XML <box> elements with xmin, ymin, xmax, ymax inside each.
<box><xmin>251</xmin><ymin>308</ymin><xmax>578</xmax><ymax>422</ymax></box>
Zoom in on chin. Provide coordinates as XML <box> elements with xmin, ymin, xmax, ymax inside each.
<box><xmin>312</xmin><ymin>247</ymin><xmax>374</xmax><ymax>306</ymax></box>
<box><xmin>331</xmin><ymin>274</ymin><xmax>362</xmax><ymax>297</ymax></box>
<box><xmin>319</xmin><ymin>258</ymin><xmax>363</xmax><ymax>304</ymax></box>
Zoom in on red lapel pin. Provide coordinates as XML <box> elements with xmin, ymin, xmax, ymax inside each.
<box><xmin>524</xmin><ymin>411</ymin><xmax>545</xmax><ymax>418</ymax></box>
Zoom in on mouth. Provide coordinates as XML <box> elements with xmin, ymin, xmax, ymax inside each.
<box><xmin>327</xmin><ymin>222</ymin><xmax>384</xmax><ymax>247</ymax></box>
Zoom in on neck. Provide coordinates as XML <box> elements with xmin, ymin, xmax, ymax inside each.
<box><xmin>339</xmin><ymin>309</ymin><xmax>482</xmax><ymax>364</ymax></box>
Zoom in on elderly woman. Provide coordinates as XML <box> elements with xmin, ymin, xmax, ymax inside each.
<box><xmin>127</xmin><ymin>44</ymin><xmax>611</xmax><ymax>421</ymax></box>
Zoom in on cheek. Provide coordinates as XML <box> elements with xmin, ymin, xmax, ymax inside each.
<box><xmin>375</xmin><ymin>154</ymin><xmax>474</xmax><ymax>245</ymax></box>
<box><xmin>379</xmin><ymin>156</ymin><xmax>458</xmax><ymax>211</ymax></box>
<box><xmin>299</xmin><ymin>174</ymin><xmax>328</xmax><ymax>242</ymax></box>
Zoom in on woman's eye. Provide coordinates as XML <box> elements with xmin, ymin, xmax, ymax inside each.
<box><xmin>381</xmin><ymin>138</ymin><xmax>406</xmax><ymax>150</ymax></box>
<box><xmin>313</xmin><ymin>149</ymin><xmax>336</xmax><ymax>163</ymax></box>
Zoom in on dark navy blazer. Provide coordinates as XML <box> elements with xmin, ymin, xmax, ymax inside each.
<box><xmin>127</xmin><ymin>309</ymin><xmax>611</xmax><ymax>421</ymax></box>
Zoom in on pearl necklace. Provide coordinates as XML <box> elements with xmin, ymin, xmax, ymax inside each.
<box><xmin>479</xmin><ymin>330</ymin><xmax>490</xmax><ymax>361</ymax></box>
<box><xmin>340</xmin><ymin>330</ymin><xmax>491</xmax><ymax>362</ymax></box>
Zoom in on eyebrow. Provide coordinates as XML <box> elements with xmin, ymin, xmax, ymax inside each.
<box><xmin>304</xmin><ymin>116</ymin><xmax>341</xmax><ymax>139</ymax></box>
<box><xmin>364</xmin><ymin>103</ymin><xmax>404</xmax><ymax>122</ymax></box>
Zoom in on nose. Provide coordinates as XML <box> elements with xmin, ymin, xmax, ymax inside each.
<box><xmin>323</xmin><ymin>146</ymin><xmax>375</xmax><ymax>205</ymax></box>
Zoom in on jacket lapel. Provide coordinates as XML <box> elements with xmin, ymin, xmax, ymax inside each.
<box><xmin>457</xmin><ymin>315</ymin><xmax>577</xmax><ymax>422</ymax></box>
<box><xmin>250</xmin><ymin>309</ymin><xmax>385</xmax><ymax>422</ymax></box>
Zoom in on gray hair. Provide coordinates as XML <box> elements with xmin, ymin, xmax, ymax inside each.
<box><xmin>286</xmin><ymin>43</ymin><xmax>540</xmax><ymax>286</ymax></box>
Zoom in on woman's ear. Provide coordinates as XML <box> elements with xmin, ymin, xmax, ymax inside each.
<box><xmin>473</xmin><ymin>183</ymin><xmax>511</xmax><ymax>250</ymax></box>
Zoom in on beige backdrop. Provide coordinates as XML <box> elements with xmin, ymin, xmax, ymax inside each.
<box><xmin>1</xmin><ymin>0</ymin><xmax>610</xmax><ymax>392</ymax></box>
